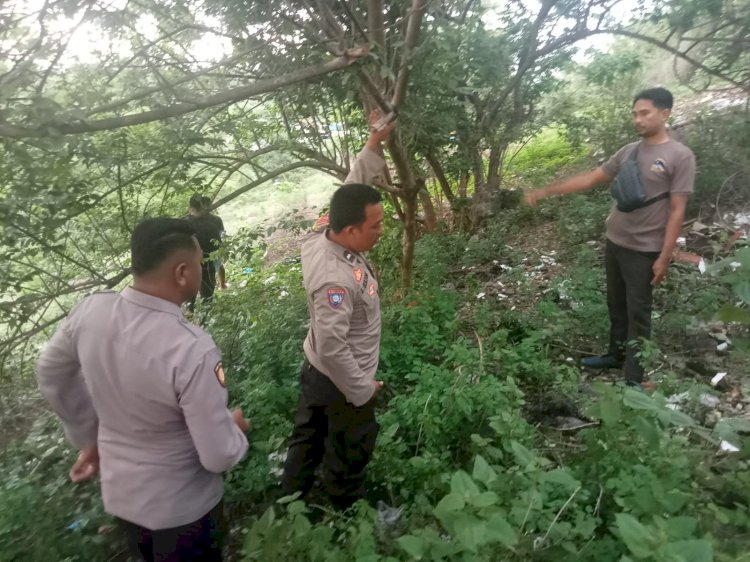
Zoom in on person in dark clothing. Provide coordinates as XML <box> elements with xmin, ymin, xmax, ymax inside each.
<box><xmin>201</xmin><ymin>196</ymin><xmax>227</xmax><ymax>290</ymax></box>
<box><xmin>187</xmin><ymin>195</ymin><xmax>223</xmax><ymax>310</ymax></box>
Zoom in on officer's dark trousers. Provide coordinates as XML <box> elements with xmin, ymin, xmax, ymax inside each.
<box><xmin>605</xmin><ymin>240</ymin><xmax>660</xmax><ymax>383</ymax></box>
<box><xmin>188</xmin><ymin>261</ymin><xmax>216</xmax><ymax>312</ymax></box>
<box><xmin>281</xmin><ymin>360</ymin><xmax>379</xmax><ymax>510</ymax></box>
<box><xmin>118</xmin><ymin>501</ymin><xmax>224</xmax><ymax>562</ymax></box>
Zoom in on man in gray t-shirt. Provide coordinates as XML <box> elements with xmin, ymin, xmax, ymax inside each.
<box><xmin>524</xmin><ymin>87</ymin><xmax>696</xmax><ymax>385</ymax></box>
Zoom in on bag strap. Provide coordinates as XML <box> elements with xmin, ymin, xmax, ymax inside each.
<box><xmin>639</xmin><ymin>191</ymin><xmax>670</xmax><ymax>208</ymax></box>
<box><xmin>628</xmin><ymin>142</ymin><xmax>640</xmax><ymax>162</ymax></box>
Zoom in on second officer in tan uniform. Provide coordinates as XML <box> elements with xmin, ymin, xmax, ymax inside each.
<box><xmin>281</xmin><ymin>115</ymin><xmax>394</xmax><ymax>510</ymax></box>
<box><xmin>37</xmin><ymin>217</ymin><xmax>249</xmax><ymax>561</ymax></box>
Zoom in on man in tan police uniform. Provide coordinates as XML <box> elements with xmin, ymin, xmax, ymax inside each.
<box><xmin>281</xmin><ymin>114</ymin><xmax>394</xmax><ymax>510</ymax></box>
<box><xmin>37</xmin><ymin>217</ymin><xmax>249</xmax><ymax>561</ymax></box>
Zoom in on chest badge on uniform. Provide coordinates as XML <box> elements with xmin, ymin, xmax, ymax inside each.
<box><xmin>214</xmin><ymin>361</ymin><xmax>226</xmax><ymax>387</ymax></box>
<box><xmin>368</xmin><ymin>282</ymin><xmax>376</xmax><ymax>296</ymax></box>
<box><xmin>353</xmin><ymin>267</ymin><xmax>363</xmax><ymax>283</ymax></box>
<box><xmin>327</xmin><ymin>287</ymin><xmax>346</xmax><ymax>308</ymax></box>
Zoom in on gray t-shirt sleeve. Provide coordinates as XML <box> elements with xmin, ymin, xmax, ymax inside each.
<box><xmin>670</xmin><ymin>149</ymin><xmax>696</xmax><ymax>194</ymax></box>
<box><xmin>310</xmin><ymin>281</ymin><xmax>375</xmax><ymax>406</ymax></box>
<box><xmin>176</xmin><ymin>346</ymin><xmax>248</xmax><ymax>473</ymax></box>
<box><xmin>36</xmin><ymin>308</ymin><xmax>99</xmax><ymax>449</ymax></box>
<box><xmin>600</xmin><ymin>143</ymin><xmax>633</xmax><ymax>179</ymax></box>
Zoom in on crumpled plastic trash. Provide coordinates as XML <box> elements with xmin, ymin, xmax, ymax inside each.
<box><xmin>720</xmin><ymin>440</ymin><xmax>740</xmax><ymax>453</ymax></box>
<box><xmin>699</xmin><ymin>393</ymin><xmax>721</xmax><ymax>408</ymax></box>
<box><xmin>376</xmin><ymin>500</ymin><xmax>403</xmax><ymax>533</ymax></box>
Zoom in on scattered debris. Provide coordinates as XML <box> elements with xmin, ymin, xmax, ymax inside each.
<box><xmin>553</xmin><ymin>417</ymin><xmax>598</xmax><ymax>431</ymax></box>
<box><xmin>377</xmin><ymin>501</ymin><xmax>404</xmax><ymax>533</ymax></box>
<box><xmin>700</xmin><ymin>394</ymin><xmax>721</xmax><ymax>408</ymax></box>
<box><xmin>711</xmin><ymin>372</ymin><xmax>728</xmax><ymax>387</ymax></box>
<box><xmin>720</xmin><ymin>440</ymin><xmax>740</xmax><ymax>453</ymax></box>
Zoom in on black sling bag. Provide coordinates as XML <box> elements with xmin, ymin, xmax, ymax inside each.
<box><xmin>610</xmin><ymin>144</ymin><xmax>670</xmax><ymax>213</ymax></box>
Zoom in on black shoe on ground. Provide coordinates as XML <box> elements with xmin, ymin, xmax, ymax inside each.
<box><xmin>580</xmin><ymin>354</ymin><xmax>623</xmax><ymax>370</ymax></box>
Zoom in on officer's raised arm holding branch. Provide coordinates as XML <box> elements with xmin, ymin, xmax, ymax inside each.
<box><xmin>281</xmin><ymin>110</ymin><xmax>395</xmax><ymax>510</ymax></box>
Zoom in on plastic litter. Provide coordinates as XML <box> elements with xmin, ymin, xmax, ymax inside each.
<box><xmin>711</xmin><ymin>372</ymin><xmax>728</xmax><ymax>386</ymax></box>
<box><xmin>377</xmin><ymin>501</ymin><xmax>403</xmax><ymax>532</ymax></box>
<box><xmin>699</xmin><ymin>394</ymin><xmax>721</xmax><ymax>408</ymax></box>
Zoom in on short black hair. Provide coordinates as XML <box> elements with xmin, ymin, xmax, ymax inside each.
<box><xmin>633</xmin><ymin>87</ymin><xmax>673</xmax><ymax>110</ymax></box>
<box><xmin>189</xmin><ymin>194</ymin><xmax>203</xmax><ymax>211</ymax></box>
<box><xmin>329</xmin><ymin>183</ymin><xmax>382</xmax><ymax>233</ymax></box>
<box><xmin>131</xmin><ymin>217</ymin><xmax>197</xmax><ymax>275</ymax></box>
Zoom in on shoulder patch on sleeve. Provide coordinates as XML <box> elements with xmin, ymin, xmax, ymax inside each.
<box><xmin>312</xmin><ymin>214</ymin><xmax>329</xmax><ymax>232</ymax></box>
<box><xmin>327</xmin><ymin>287</ymin><xmax>346</xmax><ymax>308</ymax></box>
<box><xmin>214</xmin><ymin>361</ymin><xmax>226</xmax><ymax>387</ymax></box>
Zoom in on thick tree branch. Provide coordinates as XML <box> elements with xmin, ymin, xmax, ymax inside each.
<box><xmin>390</xmin><ymin>0</ymin><xmax>429</xmax><ymax>109</ymax></box>
<box><xmin>0</xmin><ymin>49</ymin><xmax>370</xmax><ymax>139</ymax></box>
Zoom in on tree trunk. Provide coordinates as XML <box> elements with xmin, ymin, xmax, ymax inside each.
<box><xmin>486</xmin><ymin>144</ymin><xmax>503</xmax><ymax>190</ymax></box>
<box><xmin>425</xmin><ymin>150</ymin><xmax>455</xmax><ymax>204</ymax></box>
<box><xmin>400</xmin><ymin>190</ymin><xmax>418</xmax><ymax>289</ymax></box>
<box><xmin>418</xmin><ymin>180</ymin><xmax>438</xmax><ymax>232</ymax></box>
<box><xmin>458</xmin><ymin>170</ymin><xmax>470</xmax><ymax>198</ymax></box>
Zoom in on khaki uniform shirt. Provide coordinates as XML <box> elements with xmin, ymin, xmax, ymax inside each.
<box><xmin>601</xmin><ymin>138</ymin><xmax>696</xmax><ymax>252</ymax></box>
<box><xmin>302</xmin><ymin>147</ymin><xmax>386</xmax><ymax>407</ymax></box>
<box><xmin>36</xmin><ymin>287</ymin><xmax>248</xmax><ymax>530</ymax></box>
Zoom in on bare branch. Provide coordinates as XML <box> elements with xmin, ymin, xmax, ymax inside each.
<box><xmin>390</xmin><ymin>0</ymin><xmax>429</xmax><ymax>109</ymax></box>
<box><xmin>0</xmin><ymin>49</ymin><xmax>370</xmax><ymax>139</ymax></box>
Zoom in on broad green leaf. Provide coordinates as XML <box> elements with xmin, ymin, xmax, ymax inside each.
<box><xmin>472</xmin><ymin>455</ymin><xmax>498</xmax><ymax>486</ymax></box>
<box><xmin>661</xmin><ymin>539</ymin><xmax>714</xmax><ymax>562</ymax></box>
<box><xmin>255</xmin><ymin>507</ymin><xmax>276</xmax><ymax>532</ymax></box>
<box><xmin>664</xmin><ymin>516</ymin><xmax>697</xmax><ymax>540</ymax></box>
<box><xmin>667</xmin><ymin>408</ymin><xmax>697</xmax><ymax>428</ymax></box>
<box><xmin>623</xmin><ymin>389</ymin><xmax>658</xmax><ymax>412</ymax></box>
<box><xmin>510</xmin><ymin>440</ymin><xmax>535</xmax><ymax>467</ymax></box>
<box><xmin>451</xmin><ymin>470</ymin><xmax>480</xmax><ymax>498</ymax></box>
<box><xmin>600</xmin><ymin>392</ymin><xmax>623</xmax><ymax>426</ymax></box>
<box><xmin>435</xmin><ymin>493</ymin><xmax>466</xmax><ymax>516</ymax></box>
<box><xmin>540</xmin><ymin>468</ymin><xmax>580</xmax><ymax>489</ymax></box>
<box><xmin>615</xmin><ymin>513</ymin><xmax>660</xmax><ymax>559</ymax></box>
<box><xmin>453</xmin><ymin>514</ymin><xmax>487</xmax><ymax>552</ymax></box>
<box><xmin>486</xmin><ymin>513</ymin><xmax>518</xmax><ymax>546</ymax></box>
<box><xmin>397</xmin><ymin>535</ymin><xmax>425</xmax><ymax>559</ymax></box>
<box><xmin>735</xmin><ymin>281</ymin><xmax>750</xmax><ymax>306</ymax></box>
<box><xmin>471</xmin><ymin>491</ymin><xmax>499</xmax><ymax>508</ymax></box>
<box><xmin>717</xmin><ymin>304</ymin><xmax>750</xmax><ymax>324</ymax></box>
<box><xmin>286</xmin><ymin>500</ymin><xmax>307</xmax><ymax>516</ymax></box>
<box><xmin>633</xmin><ymin>417</ymin><xmax>662</xmax><ymax>447</ymax></box>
